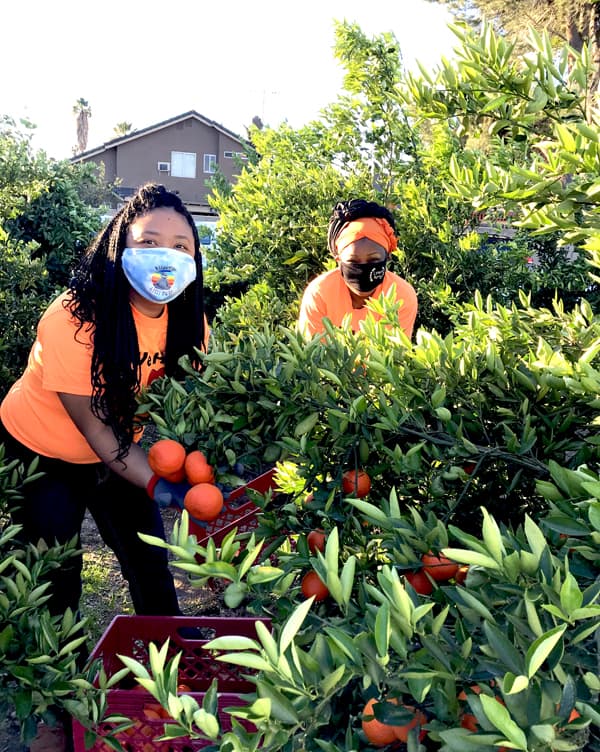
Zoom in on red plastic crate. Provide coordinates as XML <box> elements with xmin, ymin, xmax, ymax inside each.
<box><xmin>72</xmin><ymin>615</ymin><xmax>270</xmax><ymax>752</ymax></box>
<box><xmin>188</xmin><ymin>468</ymin><xmax>278</xmax><ymax>546</ymax></box>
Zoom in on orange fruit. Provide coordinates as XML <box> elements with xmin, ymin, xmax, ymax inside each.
<box><xmin>148</xmin><ymin>439</ymin><xmax>186</xmax><ymax>478</ymax></box>
<box><xmin>303</xmin><ymin>492</ymin><xmax>314</xmax><ymax>506</ymax></box>
<box><xmin>142</xmin><ymin>706</ymin><xmax>162</xmax><ymax>720</ymax></box>
<box><xmin>460</xmin><ymin>712</ymin><xmax>478</xmax><ymax>732</ymax></box>
<box><xmin>405</xmin><ymin>569</ymin><xmax>434</xmax><ymax>595</ymax></box>
<box><xmin>162</xmin><ymin>466</ymin><xmax>186</xmax><ymax>483</ymax></box>
<box><xmin>421</xmin><ymin>552</ymin><xmax>459</xmax><ymax>581</ymax></box>
<box><xmin>361</xmin><ymin>698</ymin><xmax>398</xmax><ymax>747</ymax></box>
<box><xmin>455</xmin><ymin>565</ymin><xmax>469</xmax><ymax>585</ymax></box>
<box><xmin>342</xmin><ymin>469</ymin><xmax>371</xmax><ymax>498</ymax></box>
<box><xmin>393</xmin><ymin>705</ymin><xmax>427</xmax><ymax>742</ymax></box>
<box><xmin>184</xmin><ymin>450</ymin><xmax>215</xmax><ymax>484</ymax></box>
<box><xmin>184</xmin><ymin>483</ymin><xmax>224</xmax><ymax>521</ymax></box>
<box><xmin>307</xmin><ymin>529</ymin><xmax>326</xmax><ymax>554</ymax></box>
<box><xmin>458</xmin><ymin>685</ymin><xmax>483</xmax><ymax>701</ymax></box>
<box><xmin>177</xmin><ymin>682</ymin><xmax>192</xmax><ymax>693</ymax></box>
<box><xmin>300</xmin><ymin>570</ymin><xmax>329</xmax><ymax>601</ymax></box>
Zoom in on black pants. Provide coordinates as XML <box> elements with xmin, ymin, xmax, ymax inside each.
<box><xmin>0</xmin><ymin>421</ymin><xmax>180</xmax><ymax>616</ymax></box>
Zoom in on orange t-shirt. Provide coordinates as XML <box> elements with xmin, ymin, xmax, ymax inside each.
<box><xmin>0</xmin><ymin>291</ymin><xmax>208</xmax><ymax>464</ymax></box>
<box><xmin>298</xmin><ymin>268</ymin><xmax>418</xmax><ymax>339</ymax></box>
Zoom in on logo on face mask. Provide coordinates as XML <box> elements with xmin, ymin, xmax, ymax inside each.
<box><xmin>340</xmin><ymin>259</ymin><xmax>387</xmax><ymax>293</ymax></box>
<box><xmin>122</xmin><ymin>247</ymin><xmax>196</xmax><ymax>304</ymax></box>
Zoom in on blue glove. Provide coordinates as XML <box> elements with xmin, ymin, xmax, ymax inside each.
<box><xmin>147</xmin><ymin>474</ymin><xmax>191</xmax><ymax>510</ymax></box>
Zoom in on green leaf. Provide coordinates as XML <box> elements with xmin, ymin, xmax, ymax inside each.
<box><xmin>279</xmin><ymin>598</ymin><xmax>313</xmax><ymax>655</ymax></box>
<box><xmin>320</xmin><ymin>664</ymin><xmax>346</xmax><ymax>695</ymax></box>
<box><xmin>325</xmin><ymin>526</ymin><xmax>340</xmax><ymax>575</ymax></box>
<box><xmin>502</xmin><ymin>673</ymin><xmax>529</xmax><ymax>694</ymax></box>
<box><xmin>203</xmin><ymin>635</ymin><xmax>260</xmax><ymax>651</ymax></box>
<box><xmin>480</xmin><ymin>695</ymin><xmax>528</xmax><ymax>748</ymax></box>
<box><xmin>192</xmin><ymin>708</ymin><xmax>220</xmax><ymax>739</ymax></box>
<box><xmin>255</xmin><ymin>680</ymin><xmax>299</xmax><ymax>724</ymax></box>
<box><xmin>375</xmin><ymin>602</ymin><xmax>390</xmax><ymax>658</ymax></box>
<box><xmin>294</xmin><ymin>411</ymin><xmax>319</xmax><ymax>437</ymax></box>
<box><xmin>481</xmin><ymin>509</ymin><xmax>505</xmax><ymax>564</ymax></box>
<box><xmin>441</xmin><ymin>548</ymin><xmax>501</xmax><ymax>570</ymax></box>
<box><xmin>340</xmin><ymin>555</ymin><xmax>356</xmax><ymax>606</ymax></box>
<box><xmin>483</xmin><ymin>622</ymin><xmax>523</xmax><ymax>675</ymax></box>
<box><xmin>525</xmin><ymin>625</ymin><xmax>567</xmax><ymax>678</ymax></box>
<box><xmin>560</xmin><ymin>572</ymin><xmax>583</xmax><ymax>614</ymax></box>
<box><xmin>215</xmin><ymin>652</ymin><xmax>273</xmax><ymax>672</ymax></box>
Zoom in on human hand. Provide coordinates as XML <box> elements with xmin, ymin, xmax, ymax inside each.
<box><xmin>146</xmin><ymin>474</ymin><xmax>191</xmax><ymax>510</ymax></box>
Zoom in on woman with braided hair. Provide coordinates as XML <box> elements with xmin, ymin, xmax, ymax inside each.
<box><xmin>298</xmin><ymin>198</ymin><xmax>418</xmax><ymax>338</ymax></box>
<box><xmin>0</xmin><ymin>183</ymin><xmax>209</xmax><ymax>621</ymax></box>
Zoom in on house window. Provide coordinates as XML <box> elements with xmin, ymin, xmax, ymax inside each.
<box><xmin>171</xmin><ymin>151</ymin><xmax>196</xmax><ymax>178</ymax></box>
<box><xmin>236</xmin><ymin>151</ymin><xmax>248</xmax><ymax>161</ymax></box>
<box><xmin>203</xmin><ymin>153</ymin><xmax>217</xmax><ymax>173</ymax></box>
<box><xmin>223</xmin><ymin>150</ymin><xmax>234</xmax><ymax>158</ymax></box>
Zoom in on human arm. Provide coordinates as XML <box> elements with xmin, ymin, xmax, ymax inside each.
<box><xmin>58</xmin><ymin>392</ymin><xmax>154</xmax><ymax>488</ymax></box>
<box><xmin>57</xmin><ymin>393</ymin><xmax>190</xmax><ymax>513</ymax></box>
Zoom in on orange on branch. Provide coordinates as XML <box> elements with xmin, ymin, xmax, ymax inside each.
<box><xmin>148</xmin><ymin>439</ymin><xmax>186</xmax><ymax>478</ymax></box>
<box><xmin>393</xmin><ymin>705</ymin><xmax>427</xmax><ymax>742</ymax></box>
<box><xmin>300</xmin><ymin>570</ymin><xmax>329</xmax><ymax>601</ymax></box>
<box><xmin>405</xmin><ymin>569</ymin><xmax>434</xmax><ymax>595</ymax></box>
<box><xmin>307</xmin><ymin>529</ymin><xmax>326</xmax><ymax>554</ymax></box>
<box><xmin>341</xmin><ymin>469</ymin><xmax>371</xmax><ymax>498</ymax></box>
<box><xmin>421</xmin><ymin>552</ymin><xmax>459</xmax><ymax>581</ymax></box>
<box><xmin>184</xmin><ymin>483</ymin><xmax>224</xmax><ymax>521</ymax></box>
<box><xmin>361</xmin><ymin>698</ymin><xmax>398</xmax><ymax>747</ymax></box>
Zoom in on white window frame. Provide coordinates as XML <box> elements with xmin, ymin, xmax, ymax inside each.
<box><xmin>203</xmin><ymin>153</ymin><xmax>217</xmax><ymax>173</ymax></box>
<box><xmin>223</xmin><ymin>150</ymin><xmax>234</xmax><ymax>158</ymax></box>
<box><xmin>170</xmin><ymin>151</ymin><xmax>196</xmax><ymax>179</ymax></box>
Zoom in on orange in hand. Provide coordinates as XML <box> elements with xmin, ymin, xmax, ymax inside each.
<box><xmin>184</xmin><ymin>483</ymin><xmax>224</xmax><ymax>521</ymax></box>
<box><xmin>184</xmin><ymin>450</ymin><xmax>214</xmax><ymax>484</ymax></box>
<box><xmin>148</xmin><ymin>439</ymin><xmax>186</xmax><ymax>478</ymax></box>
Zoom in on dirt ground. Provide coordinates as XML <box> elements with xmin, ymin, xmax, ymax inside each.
<box><xmin>1</xmin><ymin>505</ymin><xmax>237</xmax><ymax>751</ymax></box>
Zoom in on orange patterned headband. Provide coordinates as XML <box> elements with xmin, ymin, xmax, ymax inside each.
<box><xmin>334</xmin><ymin>217</ymin><xmax>398</xmax><ymax>256</ymax></box>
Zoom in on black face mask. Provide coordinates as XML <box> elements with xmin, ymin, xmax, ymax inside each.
<box><xmin>340</xmin><ymin>259</ymin><xmax>387</xmax><ymax>293</ymax></box>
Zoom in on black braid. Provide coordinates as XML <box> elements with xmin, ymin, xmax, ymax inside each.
<box><xmin>66</xmin><ymin>183</ymin><xmax>205</xmax><ymax>462</ymax></box>
<box><xmin>327</xmin><ymin>199</ymin><xmax>396</xmax><ymax>256</ymax></box>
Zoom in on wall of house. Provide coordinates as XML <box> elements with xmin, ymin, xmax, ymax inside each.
<box><xmin>112</xmin><ymin>119</ymin><xmax>245</xmax><ymax>209</ymax></box>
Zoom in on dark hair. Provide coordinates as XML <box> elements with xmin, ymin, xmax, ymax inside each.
<box><xmin>327</xmin><ymin>199</ymin><xmax>397</xmax><ymax>256</ymax></box>
<box><xmin>66</xmin><ymin>183</ymin><xmax>205</xmax><ymax>461</ymax></box>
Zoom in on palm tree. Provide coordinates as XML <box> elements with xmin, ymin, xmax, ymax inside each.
<box><xmin>113</xmin><ymin>121</ymin><xmax>133</xmax><ymax>137</ymax></box>
<box><xmin>73</xmin><ymin>98</ymin><xmax>92</xmax><ymax>154</ymax></box>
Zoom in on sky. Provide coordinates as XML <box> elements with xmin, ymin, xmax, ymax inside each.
<box><xmin>2</xmin><ymin>0</ymin><xmax>457</xmax><ymax>160</ymax></box>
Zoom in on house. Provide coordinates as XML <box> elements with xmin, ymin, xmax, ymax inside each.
<box><xmin>71</xmin><ymin>110</ymin><xmax>248</xmax><ymax>220</ymax></box>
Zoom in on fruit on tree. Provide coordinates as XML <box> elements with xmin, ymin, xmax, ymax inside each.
<box><xmin>405</xmin><ymin>569</ymin><xmax>434</xmax><ymax>595</ymax></box>
<box><xmin>307</xmin><ymin>529</ymin><xmax>326</xmax><ymax>554</ymax></box>
<box><xmin>361</xmin><ymin>698</ymin><xmax>399</xmax><ymax>747</ymax></box>
<box><xmin>455</xmin><ymin>565</ymin><xmax>469</xmax><ymax>585</ymax></box>
<box><xmin>301</xmin><ymin>570</ymin><xmax>329</xmax><ymax>601</ymax></box>
<box><xmin>421</xmin><ymin>552</ymin><xmax>459</xmax><ymax>581</ymax></box>
<box><xmin>342</xmin><ymin>469</ymin><xmax>371</xmax><ymax>497</ymax></box>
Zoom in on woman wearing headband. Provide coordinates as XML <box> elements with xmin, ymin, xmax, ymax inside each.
<box><xmin>298</xmin><ymin>198</ymin><xmax>418</xmax><ymax>338</ymax></box>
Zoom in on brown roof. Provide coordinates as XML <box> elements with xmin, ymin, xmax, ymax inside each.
<box><xmin>71</xmin><ymin>110</ymin><xmax>245</xmax><ymax>162</ymax></box>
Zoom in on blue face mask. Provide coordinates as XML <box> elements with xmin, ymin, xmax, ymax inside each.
<box><xmin>122</xmin><ymin>247</ymin><xmax>196</xmax><ymax>304</ymax></box>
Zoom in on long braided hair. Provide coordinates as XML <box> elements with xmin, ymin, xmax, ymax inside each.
<box><xmin>327</xmin><ymin>199</ymin><xmax>397</xmax><ymax>256</ymax></box>
<box><xmin>66</xmin><ymin>183</ymin><xmax>205</xmax><ymax>461</ymax></box>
